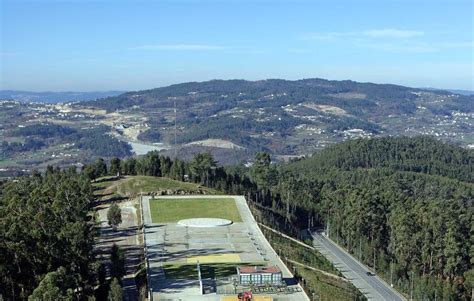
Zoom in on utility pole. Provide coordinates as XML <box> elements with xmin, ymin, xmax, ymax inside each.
<box><xmin>410</xmin><ymin>271</ymin><xmax>414</xmax><ymax>301</ymax></box>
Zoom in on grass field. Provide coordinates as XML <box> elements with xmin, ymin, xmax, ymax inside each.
<box><xmin>163</xmin><ymin>263</ymin><xmax>264</xmax><ymax>280</ymax></box>
<box><xmin>93</xmin><ymin>176</ymin><xmax>221</xmax><ymax>199</ymax></box>
<box><xmin>149</xmin><ymin>198</ymin><xmax>242</xmax><ymax>223</ymax></box>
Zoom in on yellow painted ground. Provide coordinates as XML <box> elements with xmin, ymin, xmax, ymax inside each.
<box><xmin>186</xmin><ymin>253</ymin><xmax>241</xmax><ymax>264</ymax></box>
<box><xmin>221</xmin><ymin>296</ymin><xmax>272</xmax><ymax>301</ymax></box>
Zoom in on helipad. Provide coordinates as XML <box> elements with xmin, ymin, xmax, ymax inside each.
<box><xmin>178</xmin><ymin>218</ymin><xmax>233</xmax><ymax>227</ymax></box>
<box><xmin>141</xmin><ymin>195</ymin><xmax>309</xmax><ymax>301</ymax></box>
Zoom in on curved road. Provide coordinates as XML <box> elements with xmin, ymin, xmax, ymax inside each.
<box><xmin>311</xmin><ymin>231</ymin><xmax>406</xmax><ymax>301</ymax></box>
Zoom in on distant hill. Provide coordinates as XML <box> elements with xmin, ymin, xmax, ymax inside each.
<box><xmin>81</xmin><ymin>78</ymin><xmax>474</xmax><ymax>156</ymax></box>
<box><xmin>0</xmin><ymin>90</ymin><xmax>125</xmax><ymax>103</ymax></box>
<box><xmin>448</xmin><ymin>89</ymin><xmax>474</xmax><ymax>96</ymax></box>
<box><xmin>423</xmin><ymin>87</ymin><xmax>474</xmax><ymax>96</ymax></box>
<box><xmin>1</xmin><ymin>78</ymin><xmax>472</xmax><ymax>171</ymax></box>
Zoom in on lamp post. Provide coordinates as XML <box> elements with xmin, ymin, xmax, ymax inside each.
<box><xmin>373</xmin><ymin>248</ymin><xmax>376</xmax><ymax>273</ymax></box>
<box><xmin>390</xmin><ymin>260</ymin><xmax>394</xmax><ymax>287</ymax></box>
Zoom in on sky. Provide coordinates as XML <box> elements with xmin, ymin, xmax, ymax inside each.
<box><xmin>1</xmin><ymin>0</ymin><xmax>473</xmax><ymax>91</ymax></box>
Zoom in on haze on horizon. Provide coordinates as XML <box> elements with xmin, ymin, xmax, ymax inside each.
<box><xmin>1</xmin><ymin>0</ymin><xmax>473</xmax><ymax>92</ymax></box>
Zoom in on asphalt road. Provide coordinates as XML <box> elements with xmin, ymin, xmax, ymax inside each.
<box><xmin>311</xmin><ymin>231</ymin><xmax>406</xmax><ymax>301</ymax></box>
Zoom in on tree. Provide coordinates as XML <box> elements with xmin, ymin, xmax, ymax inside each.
<box><xmin>464</xmin><ymin>269</ymin><xmax>474</xmax><ymax>301</ymax></box>
<box><xmin>136</xmin><ymin>151</ymin><xmax>161</xmax><ymax>176</ymax></box>
<box><xmin>251</xmin><ymin>152</ymin><xmax>277</xmax><ymax>189</ymax></box>
<box><xmin>160</xmin><ymin>155</ymin><xmax>172</xmax><ymax>177</ymax></box>
<box><xmin>190</xmin><ymin>152</ymin><xmax>217</xmax><ymax>184</ymax></box>
<box><xmin>83</xmin><ymin>164</ymin><xmax>97</xmax><ymax>181</ymax></box>
<box><xmin>107</xmin><ymin>203</ymin><xmax>122</xmax><ymax>230</ymax></box>
<box><xmin>170</xmin><ymin>159</ymin><xmax>185</xmax><ymax>181</ymax></box>
<box><xmin>107</xmin><ymin>278</ymin><xmax>122</xmax><ymax>301</ymax></box>
<box><xmin>121</xmin><ymin>157</ymin><xmax>137</xmax><ymax>175</ymax></box>
<box><xmin>110</xmin><ymin>245</ymin><xmax>125</xmax><ymax>280</ymax></box>
<box><xmin>109</xmin><ymin>157</ymin><xmax>121</xmax><ymax>176</ymax></box>
<box><xmin>94</xmin><ymin>158</ymin><xmax>108</xmax><ymax>178</ymax></box>
<box><xmin>29</xmin><ymin>267</ymin><xmax>74</xmax><ymax>301</ymax></box>
<box><xmin>0</xmin><ymin>169</ymin><xmax>94</xmax><ymax>299</ymax></box>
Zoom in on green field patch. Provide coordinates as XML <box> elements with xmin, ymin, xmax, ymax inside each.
<box><xmin>163</xmin><ymin>263</ymin><xmax>264</xmax><ymax>280</ymax></box>
<box><xmin>150</xmin><ymin>198</ymin><xmax>242</xmax><ymax>223</ymax></box>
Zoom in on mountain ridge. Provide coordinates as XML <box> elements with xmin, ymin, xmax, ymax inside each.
<box><xmin>0</xmin><ymin>90</ymin><xmax>124</xmax><ymax>103</ymax></box>
<box><xmin>79</xmin><ymin>77</ymin><xmax>473</xmax><ymax>157</ymax></box>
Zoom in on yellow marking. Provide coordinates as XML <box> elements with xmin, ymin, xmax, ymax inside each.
<box><xmin>186</xmin><ymin>253</ymin><xmax>241</xmax><ymax>264</ymax></box>
<box><xmin>221</xmin><ymin>297</ymin><xmax>238</xmax><ymax>301</ymax></box>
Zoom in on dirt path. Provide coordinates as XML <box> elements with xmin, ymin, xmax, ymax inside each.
<box><xmin>96</xmin><ymin>199</ymin><xmax>142</xmax><ymax>301</ymax></box>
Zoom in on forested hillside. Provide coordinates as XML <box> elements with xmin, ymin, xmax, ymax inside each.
<box><xmin>3</xmin><ymin>136</ymin><xmax>471</xmax><ymax>299</ymax></box>
<box><xmin>79</xmin><ymin>136</ymin><xmax>473</xmax><ymax>300</ymax></box>
<box><xmin>0</xmin><ymin>168</ymin><xmax>103</xmax><ymax>300</ymax></box>
<box><xmin>269</xmin><ymin>137</ymin><xmax>474</xmax><ymax>299</ymax></box>
<box><xmin>289</xmin><ymin>136</ymin><xmax>473</xmax><ymax>182</ymax></box>
<box><xmin>79</xmin><ymin>78</ymin><xmax>474</xmax><ymax>157</ymax></box>
<box><xmin>2</xmin><ymin>78</ymin><xmax>473</xmax><ymax>173</ymax></box>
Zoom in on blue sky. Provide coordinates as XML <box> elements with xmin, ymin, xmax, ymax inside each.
<box><xmin>1</xmin><ymin>0</ymin><xmax>473</xmax><ymax>91</ymax></box>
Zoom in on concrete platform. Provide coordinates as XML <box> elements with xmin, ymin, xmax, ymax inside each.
<box><xmin>141</xmin><ymin>195</ymin><xmax>309</xmax><ymax>301</ymax></box>
<box><xmin>178</xmin><ymin>218</ymin><xmax>233</xmax><ymax>228</ymax></box>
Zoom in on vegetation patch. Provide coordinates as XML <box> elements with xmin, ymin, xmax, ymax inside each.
<box><xmin>94</xmin><ymin>175</ymin><xmax>221</xmax><ymax>199</ymax></box>
<box><xmin>149</xmin><ymin>198</ymin><xmax>242</xmax><ymax>223</ymax></box>
<box><xmin>260</xmin><ymin>227</ymin><xmax>364</xmax><ymax>300</ymax></box>
<box><xmin>163</xmin><ymin>263</ymin><xmax>263</xmax><ymax>280</ymax></box>
<box><xmin>295</xmin><ymin>266</ymin><xmax>364</xmax><ymax>301</ymax></box>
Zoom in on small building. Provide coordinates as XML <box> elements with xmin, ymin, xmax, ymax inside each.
<box><xmin>237</xmin><ymin>266</ymin><xmax>282</xmax><ymax>285</ymax></box>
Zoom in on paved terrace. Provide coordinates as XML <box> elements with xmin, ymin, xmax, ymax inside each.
<box><xmin>141</xmin><ymin>195</ymin><xmax>309</xmax><ymax>301</ymax></box>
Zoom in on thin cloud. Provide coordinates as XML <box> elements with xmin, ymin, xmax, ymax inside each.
<box><xmin>302</xmin><ymin>28</ymin><xmax>424</xmax><ymax>40</ymax></box>
<box><xmin>364</xmin><ymin>42</ymin><xmax>436</xmax><ymax>53</ymax></box>
<box><xmin>132</xmin><ymin>44</ymin><xmax>225</xmax><ymax>51</ymax></box>
<box><xmin>363</xmin><ymin>29</ymin><xmax>424</xmax><ymax>38</ymax></box>
<box><xmin>441</xmin><ymin>41</ymin><xmax>474</xmax><ymax>49</ymax></box>
<box><xmin>363</xmin><ymin>41</ymin><xmax>473</xmax><ymax>53</ymax></box>
<box><xmin>301</xmin><ymin>29</ymin><xmax>472</xmax><ymax>53</ymax></box>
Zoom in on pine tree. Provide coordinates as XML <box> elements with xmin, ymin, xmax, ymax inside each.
<box><xmin>107</xmin><ymin>278</ymin><xmax>122</xmax><ymax>301</ymax></box>
<box><xmin>107</xmin><ymin>203</ymin><xmax>122</xmax><ymax>230</ymax></box>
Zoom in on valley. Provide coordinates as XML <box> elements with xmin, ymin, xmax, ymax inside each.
<box><xmin>1</xmin><ymin>79</ymin><xmax>473</xmax><ymax>176</ymax></box>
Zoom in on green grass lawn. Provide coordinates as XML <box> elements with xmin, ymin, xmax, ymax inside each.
<box><xmin>163</xmin><ymin>263</ymin><xmax>263</xmax><ymax>280</ymax></box>
<box><xmin>149</xmin><ymin>198</ymin><xmax>242</xmax><ymax>223</ymax></box>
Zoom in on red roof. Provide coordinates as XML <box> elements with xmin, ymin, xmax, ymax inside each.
<box><xmin>238</xmin><ymin>266</ymin><xmax>281</xmax><ymax>274</ymax></box>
